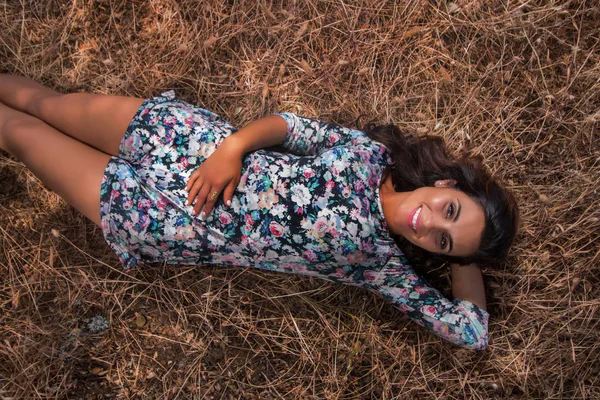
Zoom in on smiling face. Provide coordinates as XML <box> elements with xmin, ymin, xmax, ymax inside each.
<box><xmin>388</xmin><ymin>183</ymin><xmax>486</xmax><ymax>257</ymax></box>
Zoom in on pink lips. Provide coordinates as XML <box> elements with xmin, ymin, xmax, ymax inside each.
<box><xmin>408</xmin><ymin>205</ymin><xmax>421</xmax><ymax>233</ymax></box>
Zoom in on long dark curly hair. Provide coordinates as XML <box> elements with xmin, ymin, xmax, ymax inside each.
<box><xmin>363</xmin><ymin>123</ymin><xmax>519</xmax><ymax>268</ymax></box>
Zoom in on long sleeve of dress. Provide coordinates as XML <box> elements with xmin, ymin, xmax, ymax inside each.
<box><xmin>363</xmin><ymin>255</ymin><xmax>489</xmax><ymax>350</ymax></box>
<box><xmin>276</xmin><ymin>113</ymin><xmax>370</xmax><ymax>156</ymax></box>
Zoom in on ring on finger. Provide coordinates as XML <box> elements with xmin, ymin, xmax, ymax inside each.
<box><xmin>209</xmin><ymin>191</ymin><xmax>219</xmax><ymax>201</ymax></box>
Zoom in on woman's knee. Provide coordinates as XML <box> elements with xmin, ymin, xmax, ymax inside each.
<box><xmin>0</xmin><ymin>112</ymin><xmax>38</xmax><ymax>155</ymax></box>
<box><xmin>28</xmin><ymin>91</ymin><xmax>63</xmax><ymax>119</ymax></box>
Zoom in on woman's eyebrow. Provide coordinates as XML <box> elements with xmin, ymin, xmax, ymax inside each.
<box><xmin>447</xmin><ymin>199</ymin><xmax>461</xmax><ymax>253</ymax></box>
<box><xmin>453</xmin><ymin>199</ymin><xmax>462</xmax><ymax>222</ymax></box>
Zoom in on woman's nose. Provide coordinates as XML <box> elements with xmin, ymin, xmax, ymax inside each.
<box><xmin>420</xmin><ymin>210</ymin><xmax>445</xmax><ymax>234</ymax></box>
<box><xmin>420</xmin><ymin>211</ymin><xmax>435</xmax><ymax>233</ymax></box>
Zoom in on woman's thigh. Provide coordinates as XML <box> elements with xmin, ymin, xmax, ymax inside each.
<box><xmin>0</xmin><ymin>103</ymin><xmax>110</xmax><ymax>227</ymax></box>
<box><xmin>0</xmin><ymin>74</ymin><xmax>144</xmax><ymax>157</ymax></box>
<box><xmin>34</xmin><ymin>92</ymin><xmax>145</xmax><ymax>157</ymax></box>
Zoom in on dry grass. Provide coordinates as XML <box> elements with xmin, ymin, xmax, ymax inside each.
<box><xmin>1</xmin><ymin>0</ymin><xmax>599</xmax><ymax>398</ymax></box>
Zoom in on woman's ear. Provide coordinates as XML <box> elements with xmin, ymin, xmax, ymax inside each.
<box><xmin>434</xmin><ymin>179</ymin><xmax>457</xmax><ymax>188</ymax></box>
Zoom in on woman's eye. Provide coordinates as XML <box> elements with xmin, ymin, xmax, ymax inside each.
<box><xmin>441</xmin><ymin>234</ymin><xmax>447</xmax><ymax>250</ymax></box>
<box><xmin>446</xmin><ymin>203</ymin><xmax>454</xmax><ymax>219</ymax></box>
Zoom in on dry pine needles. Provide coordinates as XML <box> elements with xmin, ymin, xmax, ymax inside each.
<box><xmin>1</xmin><ymin>0</ymin><xmax>599</xmax><ymax>398</ymax></box>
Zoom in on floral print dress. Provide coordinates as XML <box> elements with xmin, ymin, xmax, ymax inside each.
<box><xmin>99</xmin><ymin>91</ymin><xmax>489</xmax><ymax>350</ymax></box>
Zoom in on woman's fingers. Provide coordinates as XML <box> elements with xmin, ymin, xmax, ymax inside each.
<box><xmin>184</xmin><ymin>172</ymin><xmax>195</xmax><ymax>192</ymax></box>
<box><xmin>201</xmin><ymin>187</ymin><xmax>223</xmax><ymax>216</ymax></box>
<box><xmin>186</xmin><ymin>171</ymin><xmax>222</xmax><ymax>217</ymax></box>
<box><xmin>185</xmin><ymin>166</ymin><xmax>238</xmax><ymax>217</ymax></box>
<box><xmin>185</xmin><ymin>168</ymin><xmax>200</xmax><ymax>192</ymax></box>
<box><xmin>186</xmin><ymin>175</ymin><xmax>203</xmax><ymax>206</ymax></box>
<box><xmin>192</xmin><ymin>184</ymin><xmax>212</xmax><ymax>217</ymax></box>
<box><xmin>222</xmin><ymin>179</ymin><xmax>238</xmax><ymax>207</ymax></box>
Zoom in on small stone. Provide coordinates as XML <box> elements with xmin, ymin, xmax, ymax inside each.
<box><xmin>91</xmin><ymin>367</ymin><xmax>107</xmax><ymax>375</ymax></box>
<box><xmin>135</xmin><ymin>313</ymin><xmax>148</xmax><ymax>328</ymax></box>
<box><xmin>204</xmin><ymin>36</ymin><xmax>218</xmax><ymax>48</ymax></box>
<box><xmin>86</xmin><ymin>315</ymin><xmax>109</xmax><ymax>333</ymax></box>
<box><xmin>300</xmin><ymin>60</ymin><xmax>312</xmax><ymax>74</ymax></box>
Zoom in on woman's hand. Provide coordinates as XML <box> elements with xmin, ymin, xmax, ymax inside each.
<box><xmin>185</xmin><ymin>136</ymin><xmax>244</xmax><ymax>218</ymax></box>
<box><xmin>184</xmin><ymin>115</ymin><xmax>287</xmax><ymax>218</ymax></box>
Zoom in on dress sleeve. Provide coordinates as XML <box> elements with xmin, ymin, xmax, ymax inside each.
<box><xmin>365</xmin><ymin>255</ymin><xmax>489</xmax><ymax>350</ymax></box>
<box><xmin>275</xmin><ymin>113</ymin><xmax>366</xmax><ymax>156</ymax></box>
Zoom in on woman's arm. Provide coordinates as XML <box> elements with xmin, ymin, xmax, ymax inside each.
<box><xmin>365</xmin><ymin>256</ymin><xmax>489</xmax><ymax>350</ymax></box>
<box><xmin>274</xmin><ymin>113</ymin><xmax>367</xmax><ymax>156</ymax></box>
<box><xmin>186</xmin><ymin>112</ymin><xmax>376</xmax><ymax>216</ymax></box>
<box><xmin>222</xmin><ymin>115</ymin><xmax>288</xmax><ymax>155</ymax></box>
<box><xmin>450</xmin><ymin>263</ymin><xmax>487</xmax><ymax>311</ymax></box>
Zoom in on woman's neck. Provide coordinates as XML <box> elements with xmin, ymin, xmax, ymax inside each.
<box><xmin>379</xmin><ymin>167</ymin><xmax>409</xmax><ymax>235</ymax></box>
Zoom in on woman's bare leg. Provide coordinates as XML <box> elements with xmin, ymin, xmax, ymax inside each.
<box><xmin>0</xmin><ymin>74</ymin><xmax>144</xmax><ymax>156</ymax></box>
<box><xmin>0</xmin><ymin>102</ymin><xmax>110</xmax><ymax>227</ymax></box>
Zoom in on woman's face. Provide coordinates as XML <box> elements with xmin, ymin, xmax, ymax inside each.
<box><xmin>390</xmin><ymin>182</ymin><xmax>485</xmax><ymax>257</ymax></box>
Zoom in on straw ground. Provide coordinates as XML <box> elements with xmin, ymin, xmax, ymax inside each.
<box><xmin>1</xmin><ymin>0</ymin><xmax>599</xmax><ymax>398</ymax></box>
